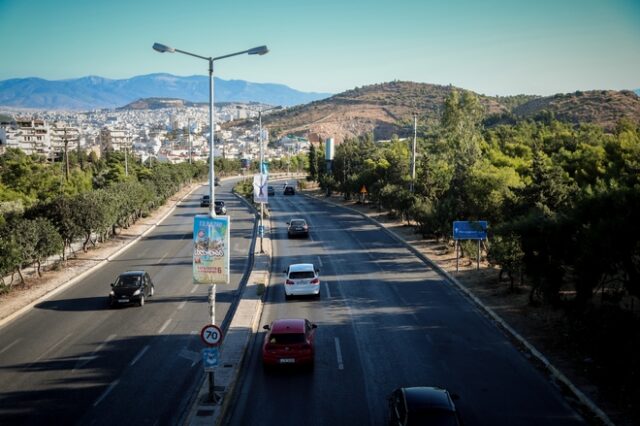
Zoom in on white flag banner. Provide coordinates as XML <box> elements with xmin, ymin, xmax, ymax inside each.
<box><xmin>253</xmin><ymin>174</ymin><xmax>268</xmax><ymax>204</ymax></box>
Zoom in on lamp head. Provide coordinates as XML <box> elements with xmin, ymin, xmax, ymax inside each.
<box><xmin>248</xmin><ymin>45</ymin><xmax>269</xmax><ymax>55</ymax></box>
<box><xmin>153</xmin><ymin>43</ymin><xmax>175</xmax><ymax>53</ymax></box>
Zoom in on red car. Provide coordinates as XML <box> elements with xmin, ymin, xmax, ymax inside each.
<box><xmin>262</xmin><ymin>318</ymin><xmax>317</xmax><ymax>368</ymax></box>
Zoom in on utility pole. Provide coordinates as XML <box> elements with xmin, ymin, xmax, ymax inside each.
<box><xmin>410</xmin><ymin>115</ymin><xmax>417</xmax><ymax>192</ymax></box>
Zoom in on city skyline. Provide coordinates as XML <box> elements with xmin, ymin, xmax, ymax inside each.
<box><xmin>1</xmin><ymin>0</ymin><xmax>639</xmax><ymax>97</ymax></box>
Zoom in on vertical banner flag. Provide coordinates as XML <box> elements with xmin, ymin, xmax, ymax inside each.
<box><xmin>253</xmin><ymin>174</ymin><xmax>268</xmax><ymax>204</ymax></box>
<box><xmin>193</xmin><ymin>215</ymin><xmax>230</xmax><ymax>284</ymax></box>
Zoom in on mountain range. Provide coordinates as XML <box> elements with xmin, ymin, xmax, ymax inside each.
<box><xmin>0</xmin><ymin>73</ymin><xmax>332</xmax><ymax>110</ymax></box>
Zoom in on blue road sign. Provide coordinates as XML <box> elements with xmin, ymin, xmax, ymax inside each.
<box><xmin>453</xmin><ymin>221</ymin><xmax>488</xmax><ymax>240</ymax></box>
<box><xmin>258</xmin><ymin>225</ymin><xmax>265</xmax><ymax>237</ymax></box>
<box><xmin>202</xmin><ymin>347</ymin><xmax>219</xmax><ymax>371</ymax></box>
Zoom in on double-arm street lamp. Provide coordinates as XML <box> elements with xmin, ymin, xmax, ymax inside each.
<box><xmin>152</xmin><ymin>41</ymin><xmax>268</xmax><ymax>403</ymax></box>
<box><xmin>152</xmin><ymin>42</ymin><xmax>269</xmax><ymax>217</ymax></box>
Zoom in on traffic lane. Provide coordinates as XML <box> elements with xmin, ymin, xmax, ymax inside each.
<box><xmin>0</xmin><ymin>187</ymin><xmax>255</xmax><ymax>424</ymax></box>
<box><xmin>263</xmin><ymin>193</ymin><xmax>583</xmax><ymax>425</ymax></box>
<box><xmin>226</xmin><ymin>269</ymin><xmax>372</xmax><ymax>426</ymax></box>
<box><xmin>306</xmin><ymin>196</ymin><xmax>584</xmax><ymax>425</ymax></box>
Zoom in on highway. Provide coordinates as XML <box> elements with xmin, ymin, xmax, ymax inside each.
<box><xmin>224</xmin><ymin>181</ymin><xmax>587</xmax><ymax>426</ymax></box>
<box><xmin>0</xmin><ymin>178</ymin><xmax>254</xmax><ymax>425</ymax></box>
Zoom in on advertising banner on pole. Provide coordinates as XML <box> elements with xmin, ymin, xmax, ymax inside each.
<box><xmin>193</xmin><ymin>215</ymin><xmax>230</xmax><ymax>284</ymax></box>
<box><xmin>253</xmin><ymin>174</ymin><xmax>268</xmax><ymax>204</ymax></box>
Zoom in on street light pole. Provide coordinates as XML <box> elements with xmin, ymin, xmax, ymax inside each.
<box><xmin>410</xmin><ymin>114</ymin><xmax>417</xmax><ymax>192</ymax></box>
<box><xmin>153</xmin><ymin>41</ymin><xmax>268</xmax><ymax>403</ymax></box>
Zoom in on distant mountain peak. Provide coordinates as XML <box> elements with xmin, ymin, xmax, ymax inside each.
<box><xmin>0</xmin><ymin>74</ymin><xmax>332</xmax><ymax>110</ymax></box>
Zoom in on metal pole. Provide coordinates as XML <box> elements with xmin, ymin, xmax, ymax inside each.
<box><xmin>411</xmin><ymin>114</ymin><xmax>416</xmax><ymax>192</ymax></box>
<box><xmin>188</xmin><ymin>118</ymin><xmax>192</xmax><ymax>165</ymax></box>
<box><xmin>208</xmin><ymin>57</ymin><xmax>217</xmax><ymax>404</ymax></box>
<box><xmin>259</xmin><ymin>110</ymin><xmax>264</xmax><ymax>254</ymax></box>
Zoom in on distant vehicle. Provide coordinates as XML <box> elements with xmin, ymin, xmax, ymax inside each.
<box><xmin>388</xmin><ymin>387</ymin><xmax>461</xmax><ymax>426</ymax></box>
<box><xmin>214</xmin><ymin>176</ymin><xmax>221</xmax><ymax>186</ymax></box>
<box><xmin>214</xmin><ymin>200</ymin><xmax>227</xmax><ymax>215</ymax></box>
<box><xmin>283</xmin><ymin>263</ymin><xmax>320</xmax><ymax>299</ymax></box>
<box><xmin>201</xmin><ymin>195</ymin><xmax>211</xmax><ymax>207</ymax></box>
<box><xmin>262</xmin><ymin>318</ymin><xmax>317</xmax><ymax>368</ymax></box>
<box><xmin>284</xmin><ymin>186</ymin><xmax>295</xmax><ymax>195</ymax></box>
<box><xmin>109</xmin><ymin>270</ymin><xmax>155</xmax><ymax>308</ymax></box>
<box><xmin>267</xmin><ymin>186</ymin><xmax>275</xmax><ymax>196</ymax></box>
<box><xmin>287</xmin><ymin>218</ymin><xmax>309</xmax><ymax>238</ymax></box>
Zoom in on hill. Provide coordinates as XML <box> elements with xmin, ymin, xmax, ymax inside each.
<box><xmin>513</xmin><ymin>90</ymin><xmax>640</xmax><ymax>129</ymax></box>
<box><xmin>0</xmin><ymin>74</ymin><xmax>332</xmax><ymax>110</ymax></box>
<box><xmin>239</xmin><ymin>82</ymin><xmax>640</xmax><ymax>143</ymax></box>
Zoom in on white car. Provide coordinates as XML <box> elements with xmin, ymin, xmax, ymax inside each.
<box><xmin>283</xmin><ymin>263</ymin><xmax>320</xmax><ymax>299</ymax></box>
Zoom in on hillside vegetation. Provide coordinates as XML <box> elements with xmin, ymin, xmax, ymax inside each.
<box><xmin>247</xmin><ymin>81</ymin><xmax>640</xmax><ymax>143</ymax></box>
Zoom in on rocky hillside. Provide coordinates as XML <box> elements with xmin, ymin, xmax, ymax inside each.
<box><xmin>513</xmin><ymin>90</ymin><xmax>640</xmax><ymax>130</ymax></box>
<box><xmin>233</xmin><ymin>82</ymin><xmax>640</xmax><ymax>143</ymax></box>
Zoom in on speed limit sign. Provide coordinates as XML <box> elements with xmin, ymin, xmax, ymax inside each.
<box><xmin>200</xmin><ymin>324</ymin><xmax>223</xmax><ymax>347</ymax></box>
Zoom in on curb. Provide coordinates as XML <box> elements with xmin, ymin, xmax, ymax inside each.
<box><xmin>305</xmin><ymin>192</ymin><xmax>614</xmax><ymax>426</ymax></box>
<box><xmin>0</xmin><ymin>183</ymin><xmax>201</xmax><ymax>330</ymax></box>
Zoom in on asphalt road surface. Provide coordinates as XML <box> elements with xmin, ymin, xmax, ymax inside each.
<box><xmin>224</xmin><ymin>180</ymin><xmax>587</xmax><ymax>426</ymax></box>
<box><xmin>0</xmin><ymin>178</ymin><xmax>255</xmax><ymax>425</ymax></box>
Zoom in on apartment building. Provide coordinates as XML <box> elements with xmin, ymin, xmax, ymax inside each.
<box><xmin>100</xmin><ymin>126</ymin><xmax>132</xmax><ymax>153</ymax></box>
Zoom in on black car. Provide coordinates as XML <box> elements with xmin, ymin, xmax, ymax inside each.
<box><xmin>201</xmin><ymin>195</ymin><xmax>211</xmax><ymax>207</ymax></box>
<box><xmin>214</xmin><ymin>200</ymin><xmax>227</xmax><ymax>215</ymax></box>
<box><xmin>284</xmin><ymin>186</ymin><xmax>295</xmax><ymax>195</ymax></box>
<box><xmin>267</xmin><ymin>186</ymin><xmax>275</xmax><ymax>196</ymax></box>
<box><xmin>109</xmin><ymin>270</ymin><xmax>155</xmax><ymax>307</ymax></box>
<box><xmin>287</xmin><ymin>218</ymin><xmax>309</xmax><ymax>238</ymax></box>
<box><xmin>388</xmin><ymin>387</ymin><xmax>461</xmax><ymax>426</ymax></box>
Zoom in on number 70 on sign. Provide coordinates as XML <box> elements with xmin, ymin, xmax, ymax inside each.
<box><xmin>200</xmin><ymin>324</ymin><xmax>223</xmax><ymax>346</ymax></box>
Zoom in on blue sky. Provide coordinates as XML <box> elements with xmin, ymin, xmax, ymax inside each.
<box><xmin>1</xmin><ymin>0</ymin><xmax>639</xmax><ymax>96</ymax></box>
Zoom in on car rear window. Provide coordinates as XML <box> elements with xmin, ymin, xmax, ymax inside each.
<box><xmin>270</xmin><ymin>333</ymin><xmax>306</xmax><ymax>344</ymax></box>
<box><xmin>289</xmin><ymin>271</ymin><xmax>315</xmax><ymax>279</ymax></box>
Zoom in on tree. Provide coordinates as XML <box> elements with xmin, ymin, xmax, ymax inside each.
<box><xmin>487</xmin><ymin>233</ymin><xmax>524</xmax><ymax>291</ymax></box>
<box><xmin>32</xmin><ymin>217</ymin><xmax>63</xmax><ymax>277</ymax></box>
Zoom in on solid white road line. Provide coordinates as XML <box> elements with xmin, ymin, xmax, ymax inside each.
<box><xmin>334</xmin><ymin>337</ymin><xmax>344</xmax><ymax>370</ymax></box>
<box><xmin>190</xmin><ymin>286</ymin><xmax>198</xmax><ymax>294</ymax></box>
<box><xmin>129</xmin><ymin>345</ymin><xmax>150</xmax><ymax>366</ymax></box>
<box><xmin>158</xmin><ymin>319</ymin><xmax>172</xmax><ymax>334</ymax></box>
<box><xmin>0</xmin><ymin>338</ymin><xmax>22</xmax><ymax>354</ymax></box>
<box><xmin>32</xmin><ymin>333</ymin><xmax>72</xmax><ymax>364</ymax></box>
<box><xmin>317</xmin><ymin>256</ymin><xmax>323</xmax><ymax>267</ymax></box>
<box><xmin>177</xmin><ymin>300</ymin><xmax>187</xmax><ymax>310</ymax></box>
<box><xmin>93</xmin><ymin>379</ymin><xmax>120</xmax><ymax>407</ymax></box>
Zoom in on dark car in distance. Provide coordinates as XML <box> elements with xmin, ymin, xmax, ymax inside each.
<box><xmin>214</xmin><ymin>200</ymin><xmax>227</xmax><ymax>215</ymax></box>
<box><xmin>201</xmin><ymin>195</ymin><xmax>211</xmax><ymax>207</ymax></box>
<box><xmin>388</xmin><ymin>387</ymin><xmax>461</xmax><ymax>426</ymax></box>
<box><xmin>109</xmin><ymin>270</ymin><xmax>155</xmax><ymax>308</ymax></box>
<box><xmin>262</xmin><ymin>318</ymin><xmax>317</xmax><ymax>369</ymax></box>
<box><xmin>283</xmin><ymin>186</ymin><xmax>295</xmax><ymax>195</ymax></box>
<box><xmin>287</xmin><ymin>218</ymin><xmax>309</xmax><ymax>238</ymax></box>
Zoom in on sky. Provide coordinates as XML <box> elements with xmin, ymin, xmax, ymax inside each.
<box><xmin>1</xmin><ymin>0</ymin><xmax>639</xmax><ymax>96</ymax></box>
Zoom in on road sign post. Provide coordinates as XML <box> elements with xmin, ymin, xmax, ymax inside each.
<box><xmin>200</xmin><ymin>324</ymin><xmax>223</xmax><ymax>403</ymax></box>
<box><xmin>453</xmin><ymin>221</ymin><xmax>488</xmax><ymax>271</ymax></box>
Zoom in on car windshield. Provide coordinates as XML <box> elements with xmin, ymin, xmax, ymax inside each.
<box><xmin>270</xmin><ymin>333</ymin><xmax>306</xmax><ymax>344</ymax></box>
<box><xmin>215</xmin><ymin>201</ymin><xmax>224</xmax><ymax>206</ymax></box>
<box><xmin>289</xmin><ymin>271</ymin><xmax>315</xmax><ymax>279</ymax></box>
<box><xmin>202</xmin><ymin>196</ymin><xmax>210</xmax><ymax>200</ymax></box>
<box><xmin>114</xmin><ymin>275</ymin><xmax>141</xmax><ymax>288</ymax></box>
<box><xmin>290</xmin><ymin>220</ymin><xmax>306</xmax><ymax>227</ymax></box>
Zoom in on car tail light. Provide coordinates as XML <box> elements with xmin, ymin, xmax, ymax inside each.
<box><xmin>310</xmin><ymin>278</ymin><xmax>319</xmax><ymax>285</ymax></box>
<box><xmin>286</xmin><ymin>279</ymin><xmax>295</xmax><ymax>285</ymax></box>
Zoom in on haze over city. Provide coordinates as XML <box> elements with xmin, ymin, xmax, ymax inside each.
<box><xmin>1</xmin><ymin>0</ymin><xmax>639</xmax><ymax>96</ymax></box>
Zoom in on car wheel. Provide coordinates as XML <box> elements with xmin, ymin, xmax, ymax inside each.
<box><xmin>150</xmin><ymin>286</ymin><xmax>155</xmax><ymax>297</ymax></box>
<box><xmin>139</xmin><ymin>295</ymin><xmax>145</xmax><ymax>307</ymax></box>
